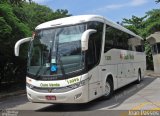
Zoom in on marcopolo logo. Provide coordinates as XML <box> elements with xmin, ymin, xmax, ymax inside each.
<box><xmin>48</xmin><ymin>88</ymin><xmax>53</xmax><ymax>93</ymax></box>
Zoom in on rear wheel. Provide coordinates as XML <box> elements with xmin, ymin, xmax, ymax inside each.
<box><xmin>103</xmin><ymin>78</ymin><xmax>113</xmax><ymax>99</ymax></box>
<box><xmin>136</xmin><ymin>69</ymin><xmax>141</xmax><ymax>84</ymax></box>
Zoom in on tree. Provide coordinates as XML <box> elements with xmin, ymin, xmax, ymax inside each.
<box><xmin>13</xmin><ymin>2</ymin><xmax>71</xmax><ymax>30</ymax></box>
<box><xmin>0</xmin><ymin>2</ymin><xmax>31</xmax><ymax>89</ymax></box>
<box><xmin>122</xmin><ymin>15</ymin><xmax>147</xmax><ymax>36</ymax></box>
<box><xmin>122</xmin><ymin>9</ymin><xmax>160</xmax><ymax>70</ymax></box>
<box><xmin>144</xmin><ymin>9</ymin><xmax>160</xmax><ymax>36</ymax></box>
<box><xmin>0</xmin><ymin>3</ymin><xmax>30</xmax><ymax>56</ymax></box>
<box><xmin>0</xmin><ymin>0</ymin><xmax>26</xmax><ymax>5</ymax></box>
<box><xmin>122</xmin><ymin>9</ymin><xmax>160</xmax><ymax>37</ymax></box>
<box><xmin>155</xmin><ymin>0</ymin><xmax>160</xmax><ymax>3</ymax></box>
<box><xmin>122</xmin><ymin>15</ymin><xmax>147</xmax><ymax>28</ymax></box>
<box><xmin>0</xmin><ymin>1</ymin><xmax>71</xmax><ymax>91</ymax></box>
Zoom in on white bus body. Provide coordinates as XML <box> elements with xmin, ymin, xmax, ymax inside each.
<box><xmin>15</xmin><ymin>15</ymin><xmax>146</xmax><ymax>103</ymax></box>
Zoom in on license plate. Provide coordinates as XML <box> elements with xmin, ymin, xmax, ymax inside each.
<box><xmin>45</xmin><ymin>95</ymin><xmax>56</xmax><ymax>100</ymax></box>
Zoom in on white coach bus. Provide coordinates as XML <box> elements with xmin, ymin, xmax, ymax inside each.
<box><xmin>14</xmin><ymin>15</ymin><xmax>146</xmax><ymax>103</ymax></box>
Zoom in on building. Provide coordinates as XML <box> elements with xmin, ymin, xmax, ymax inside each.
<box><xmin>146</xmin><ymin>32</ymin><xmax>160</xmax><ymax>74</ymax></box>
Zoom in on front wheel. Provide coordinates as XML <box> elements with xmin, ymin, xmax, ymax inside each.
<box><xmin>103</xmin><ymin>78</ymin><xmax>113</xmax><ymax>99</ymax></box>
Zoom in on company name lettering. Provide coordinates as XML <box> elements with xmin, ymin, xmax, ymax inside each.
<box><xmin>40</xmin><ymin>83</ymin><xmax>60</xmax><ymax>87</ymax></box>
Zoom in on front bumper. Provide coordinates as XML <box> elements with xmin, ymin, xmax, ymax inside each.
<box><xmin>27</xmin><ymin>85</ymin><xmax>89</xmax><ymax>104</ymax></box>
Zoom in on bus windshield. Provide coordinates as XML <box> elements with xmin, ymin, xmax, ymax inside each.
<box><xmin>27</xmin><ymin>24</ymin><xmax>86</xmax><ymax>80</ymax></box>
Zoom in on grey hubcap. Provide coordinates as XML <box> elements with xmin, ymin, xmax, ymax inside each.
<box><xmin>104</xmin><ymin>81</ymin><xmax>111</xmax><ymax>96</ymax></box>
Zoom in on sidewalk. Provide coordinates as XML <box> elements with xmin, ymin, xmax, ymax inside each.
<box><xmin>145</xmin><ymin>70</ymin><xmax>160</xmax><ymax>77</ymax></box>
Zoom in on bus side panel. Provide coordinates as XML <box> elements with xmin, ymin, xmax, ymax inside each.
<box><xmin>132</xmin><ymin>52</ymin><xmax>146</xmax><ymax>79</ymax></box>
<box><xmin>88</xmin><ymin>67</ymin><xmax>103</xmax><ymax>101</ymax></box>
<box><xmin>100</xmin><ymin>49</ymin><xmax>120</xmax><ymax>91</ymax></box>
<box><xmin>100</xmin><ymin>49</ymin><xmax>146</xmax><ymax>91</ymax></box>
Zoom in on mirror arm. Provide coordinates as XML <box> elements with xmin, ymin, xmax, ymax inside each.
<box><xmin>15</xmin><ymin>37</ymin><xmax>32</xmax><ymax>56</ymax></box>
<box><xmin>81</xmin><ymin>29</ymin><xmax>97</xmax><ymax>51</ymax></box>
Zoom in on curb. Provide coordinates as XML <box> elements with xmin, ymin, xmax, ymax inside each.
<box><xmin>145</xmin><ymin>74</ymin><xmax>160</xmax><ymax>77</ymax></box>
<box><xmin>145</xmin><ymin>70</ymin><xmax>160</xmax><ymax>77</ymax></box>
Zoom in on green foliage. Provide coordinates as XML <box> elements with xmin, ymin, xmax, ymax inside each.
<box><xmin>0</xmin><ymin>1</ymin><xmax>70</xmax><ymax>89</ymax></box>
<box><xmin>123</xmin><ymin>9</ymin><xmax>160</xmax><ymax>38</ymax></box>
<box><xmin>145</xmin><ymin>9</ymin><xmax>160</xmax><ymax>36</ymax></box>
<box><xmin>122</xmin><ymin>9</ymin><xmax>160</xmax><ymax>70</ymax></box>
<box><xmin>122</xmin><ymin>15</ymin><xmax>147</xmax><ymax>37</ymax></box>
<box><xmin>0</xmin><ymin>3</ymin><xmax>30</xmax><ymax>58</ymax></box>
<box><xmin>122</xmin><ymin>15</ymin><xmax>147</xmax><ymax>29</ymax></box>
<box><xmin>0</xmin><ymin>17</ymin><xmax>12</xmax><ymax>38</ymax></box>
<box><xmin>0</xmin><ymin>0</ymin><xmax>26</xmax><ymax>5</ymax></box>
<box><xmin>0</xmin><ymin>1</ymin><xmax>70</xmax><ymax>58</ymax></box>
<box><xmin>155</xmin><ymin>0</ymin><xmax>160</xmax><ymax>3</ymax></box>
<box><xmin>13</xmin><ymin>2</ymin><xmax>71</xmax><ymax>30</ymax></box>
<box><xmin>53</xmin><ymin>9</ymin><xmax>71</xmax><ymax>19</ymax></box>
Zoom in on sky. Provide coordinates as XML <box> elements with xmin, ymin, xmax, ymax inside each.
<box><xmin>32</xmin><ymin>0</ymin><xmax>160</xmax><ymax>22</ymax></box>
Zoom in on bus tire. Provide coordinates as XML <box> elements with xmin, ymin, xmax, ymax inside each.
<box><xmin>103</xmin><ymin>78</ymin><xmax>113</xmax><ymax>99</ymax></box>
<box><xmin>136</xmin><ymin>69</ymin><xmax>141</xmax><ymax>84</ymax></box>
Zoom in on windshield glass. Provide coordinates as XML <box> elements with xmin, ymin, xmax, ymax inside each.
<box><xmin>27</xmin><ymin>24</ymin><xmax>86</xmax><ymax>80</ymax></box>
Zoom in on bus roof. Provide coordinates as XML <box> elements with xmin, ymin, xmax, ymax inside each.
<box><xmin>35</xmin><ymin>15</ymin><xmax>143</xmax><ymax>40</ymax></box>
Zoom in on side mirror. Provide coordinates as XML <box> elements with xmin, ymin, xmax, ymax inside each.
<box><xmin>81</xmin><ymin>29</ymin><xmax>97</xmax><ymax>51</ymax></box>
<box><xmin>14</xmin><ymin>37</ymin><xmax>32</xmax><ymax>56</ymax></box>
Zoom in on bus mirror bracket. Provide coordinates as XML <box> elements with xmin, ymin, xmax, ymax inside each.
<box><xmin>14</xmin><ymin>37</ymin><xmax>32</xmax><ymax>56</ymax></box>
<box><xmin>81</xmin><ymin>29</ymin><xmax>97</xmax><ymax>51</ymax></box>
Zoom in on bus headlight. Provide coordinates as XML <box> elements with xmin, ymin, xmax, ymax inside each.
<box><xmin>26</xmin><ymin>83</ymin><xmax>34</xmax><ymax>89</ymax></box>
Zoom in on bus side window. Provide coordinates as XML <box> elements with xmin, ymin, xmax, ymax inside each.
<box><xmin>136</xmin><ymin>45</ymin><xmax>144</xmax><ymax>52</ymax></box>
<box><xmin>104</xmin><ymin>26</ymin><xmax>115</xmax><ymax>52</ymax></box>
<box><xmin>105</xmin><ymin>25</ymin><xmax>136</xmax><ymax>52</ymax></box>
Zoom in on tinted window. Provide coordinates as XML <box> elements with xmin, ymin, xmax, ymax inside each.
<box><xmin>153</xmin><ymin>43</ymin><xmax>160</xmax><ymax>54</ymax></box>
<box><xmin>157</xmin><ymin>43</ymin><xmax>160</xmax><ymax>54</ymax></box>
<box><xmin>104</xmin><ymin>25</ymin><xmax>134</xmax><ymax>52</ymax></box>
<box><xmin>152</xmin><ymin>44</ymin><xmax>157</xmax><ymax>54</ymax></box>
<box><xmin>86</xmin><ymin>22</ymin><xmax>103</xmax><ymax>70</ymax></box>
<box><xmin>136</xmin><ymin>45</ymin><xmax>144</xmax><ymax>52</ymax></box>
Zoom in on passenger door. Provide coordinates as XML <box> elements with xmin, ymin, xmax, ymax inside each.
<box><xmin>87</xmin><ymin>38</ymin><xmax>102</xmax><ymax>101</ymax></box>
<box><xmin>88</xmin><ymin>67</ymin><xmax>101</xmax><ymax>100</ymax></box>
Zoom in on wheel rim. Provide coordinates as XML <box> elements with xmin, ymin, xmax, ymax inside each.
<box><xmin>104</xmin><ymin>81</ymin><xmax>111</xmax><ymax>96</ymax></box>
